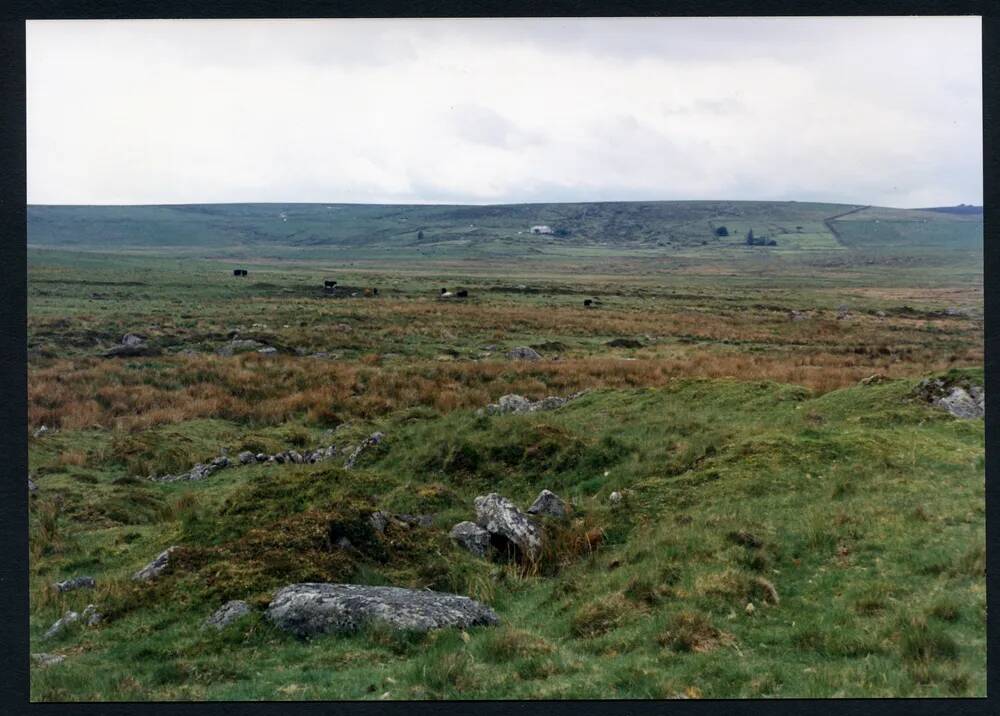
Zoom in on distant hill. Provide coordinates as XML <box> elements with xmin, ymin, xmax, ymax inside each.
<box><xmin>27</xmin><ymin>200</ymin><xmax>983</xmax><ymax>260</ymax></box>
<box><xmin>917</xmin><ymin>205</ymin><xmax>983</xmax><ymax>216</ymax></box>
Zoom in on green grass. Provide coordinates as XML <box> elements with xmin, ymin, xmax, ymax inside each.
<box><xmin>29</xmin><ymin>374</ymin><xmax>984</xmax><ymax>699</ymax></box>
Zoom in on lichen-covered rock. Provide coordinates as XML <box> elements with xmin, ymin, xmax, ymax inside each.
<box><xmin>238</xmin><ymin>451</ymin><xmax>256</xmax><ymax>464</ymax></box>
<box><xmin>369</xmin><ymin>510</ymin><xmax>390</xmax><ymax>534</ymax></box>
<box><xmin>132</xmin><ymin>546</ymin><xmax>177</xmax><ymax>582</ymax></box>
<box><xmin>526</xmin><ymin>489</ymin><xmax>567</xmax><ymax>518</ymax></box>
<box><xmin>914</xmin><ymin>376</ymin><xmax>985</xmax><ymax>419</ymax></box>
<box><xmin>506</xmin><ymin>346</ymin><xmax>542</xmax><ymax>361</ymax></box>
<box><xmin>266</xmin><ymin>583</ymin><xmax>500</xmax><ymax>637</ymax></box>
<box><xmin>121</xmin><ymin>333</ymin><xmax>145</xmax><ymax>346</ymax></box>
<box><xmin>43</xmin><ymin>610</ymin><xmax>80</xmax><ymax>639</ymax></box>
<box><xmin>204</xmin><ymin>600</ymin><xmax>251</xmax><ymax>630</ymax></box>
<box><xmin>450</xmin><ymin>521</ymin><xmax>491</xmax><ymax>557</ymax></box>
<box><xmin>82</xmin><ymin>604</ymin><xmax>102</xmax><ymax>626</ymax></box>
<box><xmin>474</xmin><ymin>493</ymin><xmax>543</xmax><ymax>561</ymax></box>
<box><xmin>54</xmin><ymin>575</ymin><xmax>95</xmax><ymax>593</ymax></box>
<box><xmin>32</xmin><ymin>653</ymin><xmax>65</xmax><ymax>667</ymax></box>
<box><xmin>480</xmin><ymin>392</ymin><xmax>578</xmax><ymax>416</ymax></box>
<box><xmin>28</xmin><ymin>477</ymin><xmax>38</xmax><ymax>493</ymax></box>
<box><xmin>216</xmin><ymin>339</ymin><xmax>264</xmax><ymax>357</ymax></box>
<box><xmin>936</xmin><ymin>386</ymin><xmax>984</xmax><ymax>419</ymax></box>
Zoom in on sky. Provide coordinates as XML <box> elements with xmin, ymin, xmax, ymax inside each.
<box><xmin>26</xmin><ymin>17</ymin><xmax>982</xmax><ymax>207</ymax></box>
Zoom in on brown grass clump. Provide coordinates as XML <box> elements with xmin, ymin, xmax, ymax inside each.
<box><xmin>657</xmin><ymin>610</ymin><xmax>735</xmax><ymax>653</ymax></box>
<box><xmin>570</xmin><ymin>593</ymin><xmax>632</xmax><ymax>638</ymax></box>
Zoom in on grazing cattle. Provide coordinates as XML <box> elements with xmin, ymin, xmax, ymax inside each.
<box><xmin>324</xmin><ymin>280</ymin><xmax>337</xmax><ymax>289</ymax></box>
<box><xmin>233</xmin><ymin>269</ymin><xmax>248</xmax><ymax>277</ymax></box>
<box><xmin>584</xmin><ymin>299</ymin><xmax>593</xmax><ymax>307</ymax></box>
<box><xmin>456</xmin><ymin>289</ymin><xmax>468</xmax><ymax>298</ymax></box>
<box><xmin>439</xmin><ymin>288</ymin><xmax>454</xmax><ymax>298</ymax></box>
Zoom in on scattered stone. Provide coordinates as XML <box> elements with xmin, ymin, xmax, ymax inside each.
<box><xmin>257</xmin><ymin>346</ymin><xmax>278</xmax><ymax>355</ymax></box>
<box><xmin>82</xmin><ymin>604</ymin><xmax>102</xmax><ymax>626</ymax></box>
<box><xmin>216</xmin><ymin>339</ymin><xmax>264</xmax><ymax>357</ymax></box>
<box><xmin>43</xmin><ymin>610</ymin><xmax>81</xmax><ymax>639</ymax></box>
<box><xmin>875</xmin><ymin>310</ymin><xmax>886</xmax><ymax>319</ymax></box>
<box><xmin>609</xmin><ymin>491</ymin><xmax>623</xmax><ymax>506</ymax></box>
<box><xmin>480</xmin><ymin>391</ymin><xmax>583</xmax><ymax>416</ymax></box>
<box><xmin>506</xmin><ymin>346</ymin><xmax>542</xmax><ymax>361</ymax></box>
<box><xmin>525</xmin><ymin>489</ymin><xmax>567</xmax><ymax>518</ymax></box>
<box><xmin>150</xmin><ymin>444</ymin><xmax>337</xmax><ymax>481</ymax></box>
<box><xmin>28</xmin><ymin>477</ymin><xmax>38</xmax><ymax>493</ymax></box>
<box><xmin>204</xmin><ymin>600</ymin><xmax>251</xmax><ymax>630</ymax></box>
<box><xmin>395</xmin><ymin>513</ymin><xmax>434</xmax><ymax>528</ymax></box>
<box><xmin>474</xmin><ymin>493</ymin><xmax>544</xmax><ymax>561</ymax></box>
<box><xmin>450</xmin><ymin>521</ymin><xmax>491</xmax><ymax>557</ymax></box>
<box><xmin>121</xmin><ymin>333</ymin><xmax>145</xmax><ymax>346</ymax></box>
<box><xmin>33</xmin><ymin>425</ymin><xmax>50</xmax><ymax>438</ymax></box>
<box><xmin>133</xmin><ymin>546</ymin><xmax>177</xmax><ymax>582</ymax></box>
<box><xmin>788</xmin><ymin>310</ymin><xmax>809</xmax><ymax>322</ymax></box>
<box><xmin>104</xmin><ymin>343</ymin><xmax>160</xmax><ymax>358</ymax></box>
<box><xmin>238</xmin><ymin>451</ymin><xmax>256</xmax><ymax>465</ymax></box>
<box><xmin>745</xmin><ymin>602</ymin><xmax>756</xmax><ymax>616</ymax></box>
<box><xmin>859</xmin><ymin>373</ymin><xmax>890</xmax><ymax>386</ymax></box>
<box><xmin>54</xmin><ymin>575</ymin><xmax>95</xmax><ymax>593</ymax></box>
<box><xmin>605</xmin><ymin>337</ymin><xmax>643</xmax><ymax>349</ymax></box>
<box><xmin>32</xmin><ymin>653</ymin><xmax>65</xmax><ymax>667</ymax></box>
<box><xmin>344</xmin><ymin>432</ymin><xmax>385</xmax><ymax>469</ymax></box>
<box><xmin>266</xmin><ymin>583</ymin><xmax>500</xmax><ymax>637</ymax></box>
<box><xmin>836</xmin><ymin>305</ymin><xmax>851</xmax><ymax>320</ymax></box>
<box><xmin>334</xmin><ymin>323</ymin><xmax>353</xmax><ymax>332</ymax></box>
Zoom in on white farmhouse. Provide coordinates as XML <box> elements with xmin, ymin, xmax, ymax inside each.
<box><xmin>530</xmin><ymin>225</ymin><xmax>553</xmax><ymax>235</ymax></box>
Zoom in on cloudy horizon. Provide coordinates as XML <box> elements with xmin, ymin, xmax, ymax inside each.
<box><xmin>27</xmin><ymin>17</ymin><xmax>982</xmax><ymax>208</ymax></box>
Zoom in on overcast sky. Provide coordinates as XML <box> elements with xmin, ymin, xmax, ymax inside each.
<box><xmin>27</xmin><ymin>17</ymin><xmax>982</xmax><ymax>207</ymax></box>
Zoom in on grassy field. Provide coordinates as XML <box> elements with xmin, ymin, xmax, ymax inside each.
<box><xmin>26</xmin><ymin>201</ymin><xmax>984</xmax><ymax>700</ymax></box>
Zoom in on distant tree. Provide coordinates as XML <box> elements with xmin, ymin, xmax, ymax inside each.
<box><xmin>746</xmin><ymin>228</ymin><xmax>755</xmax><ymax>245</ymax></box>
<box><xmin>715</xmin><ymin>226</ymin><xmax>729</xmax><ymax>237</ymax></box>
<box><xmin>553</xmin><ymin>227</ymin><xmax>571</xmax><ymax>237</ymax></box>
<box><xmin>417</xmin><ymin>230</ymin><xmax>424</xmax><ymax>240</ymax></box>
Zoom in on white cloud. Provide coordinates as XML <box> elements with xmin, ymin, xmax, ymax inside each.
<box><xmin>26</xmin><ymin>17</ymin><xmax>982</xmax><ymax>207</ymax></box>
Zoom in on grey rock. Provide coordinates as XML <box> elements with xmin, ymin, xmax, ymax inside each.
<box><xmin>28</xmin><ymin>477</ymin><xmax>38</xmax><ymax>493</ymax></box>
<box><xmin>395</xmin><ymin>513</ymin><xmax>434</xmax><ymax>528</ymax></box>
<box><xmin>44</xmin><ymin>610</ymin><xmax>80</xmax><ymax>639</ymax></box>
<box><xmin>609</xmin><ymin>491</ymin><xmax>623</xmax><ymax>506</ymax></box>
<box><xmin>789</xmin><ymin>310</ymin><xmax>809</xmax><ymax>322</ymax></box>
<box><xmin>255</xmin><ymin>453</ymin><xmax>268</xmax><ymax>462</ymax></box>
<box><xmin>216</xmin><ymin>339</ymin><xmax>264</xmax><ymax>357</ymax></box>
<box><xmin>481</xmin><ymin>393</ymin><xmax>572</xmax><ymax>416</ymax></box>
<box><xmin>450</xmin><ymin>521</ymin><xmax>491</xmax><ymax>557</ymax></box>
<box><xmin>936</xmin><ymin>386</ymin><xmax>985</xmax><ymax>419</ymax></box>
<box><xmin>238</xmin><ymin>451</ymin><xmax>256</xmax><ymax>465</ymax></box>
<box><xmin>32</xmin><ymin>652</ymin><xmax>65</xmax><ymax>667</ymax></box>
<box><xmin>344</xmin><ymin>432</ymin><xmax>385</xmax><ymax>469</ymax></box>
<box><xmin>133</xmin><ymin>546</ymin><xmax>177</xmax><ymax>582</ymax></box>
<box><xmin>258</xmin><ymin>346</ymin><xmax>278</xmax><ymax>355</ymax></box>
<box><xmin>121</xmin><ymin>333</ymin><xmax>145</xmax><ymax>346</ymax></box>
<box><xmin>33</xmin><ymin>425</ymin><xmax>50</xmax><ymax>438</ymax></box>
<box><xmin>506</xmin><ymin>346</ymin><xmax>542</xmax><ymax>361</ymax></box>
<box><xmin>288</xmin><ymin>450</ymin><xmax>303</xmax><ymax>464</ymax></box>
<box><xmin>54</xmin><ymin>575</ymin><xmax>96</xmax><ymax>593</ymax></box>
<box><xmin>82</xmin><ymin>604</ymin><xmax>102</xmax><ymax>626</ymax></box>
<box><xmin>204</xmin><ymin>600</ymin><xmax>251</xmax><ymax>630</ymax></box>
<box><xmin>526</xmin><ymin>489</ymin><xmax>567</xmax><ymax>518</ymax></box>
<box><xmin>369</xmin><ymin>511</ymin><xmax>390</xmax><ymax>534</ymax></box>
<box><xmin>266</xmin><ymin>583</ymin><xmax>500</xmax><ymax>637</ymax></box>
<box><xmin>474</xmin><ymin>493</ymin><xmax>543</xmax><ymax>561</ymax></box>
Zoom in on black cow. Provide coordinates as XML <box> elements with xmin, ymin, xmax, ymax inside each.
<box><xmin>584</xmin><ymin>299</ymin><xmax>593</xmax><ymax>307</ymax></box>
<box><xmin>324</xmin><ymin>280</ymin><xmax>337</xmax><ymax>288</ymax></box>
<box><xmin>233</xmin><ymin>269</ymin><xmax>248</xmax><ymax>277</ymax></box>
<box><xmin>456</xmin><ymin>289</ymin><xmax>469</xmax><ymax>298</ymax></box>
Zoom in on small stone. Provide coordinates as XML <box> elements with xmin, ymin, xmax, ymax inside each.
<box><xmin>238</xmin><ymin>451</ymin><xmax>256</xmax><ymax>464</ymax></box>
<box><xmin>505</xmin><ymin>346</ymin><xmax>542</xmax><ymax>361</ymax></box>
<box><xmin>369</xmin><ymin>511</ymin><xmax>390</xmax><ymax>534</ymax></box>
<box><xmin>133</xmin><ymin>546</ymin><xmax>177</xmax><ymax>582</ymax></box>
<box><xmin>32</xmin><ymin>653</ymin><xmax>65</xmax><ymax>667</ymax></box>
<box><xmin>450</xmin><ymin>521</ymin><xmax>491</xmax><ymax>557</ymax></box>
<box><xmin>609</xmin><ymin>491</ymin><xmax>622</xmax><ymax>506</ymax></box>
<box><xmin>745</xmin><ymin>602</ymin><xmax>756</xmax><ymax>616</ymax></box>
<box><xmin>54</xmin><ymin>575</ymin><xmax>96</xmax><ymax>593</ymax></box>
<box><xmin>204</xmin><ymin>600</ymin><xmax>251</xmax><ymax>630</ymax></box>
<box><xmin>44</xmin><ymin>610</ymin><xmax>80</xmax><ymax>639</ymax></box>
<box><xmin>526</xmin><ymin>489</ymin><xmax>567</xmax><ymax>518</ymax></box>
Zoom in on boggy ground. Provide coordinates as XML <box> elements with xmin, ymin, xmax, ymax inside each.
<box><xmin>27</xmin><ymin>250</ymin><xmax>984</xmax><ymax>699</ymax></box>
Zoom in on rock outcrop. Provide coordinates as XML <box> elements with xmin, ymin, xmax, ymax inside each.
<box><xmin>474</xmin><ymin>493</ymin><xmax>544</xmax><ymax>561</ymax></box>
<box><xmin>913</xmin><ymin>376</ymin><xmax>985</xmax><ymax>420</ymax></box>
<box><xmin>266</xmin><ymin>583</ymin><xmax>500</xmax><ymax>637</ymax></box>
<box><xmin>149</xmin><ymin>445</ymin><xmax>337</xmax><ymax>482</ymax></box>
<box><xmin>479</xmin><ymin>391</ymin><xmax>584</xmax><ymax>416</ymax></box>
